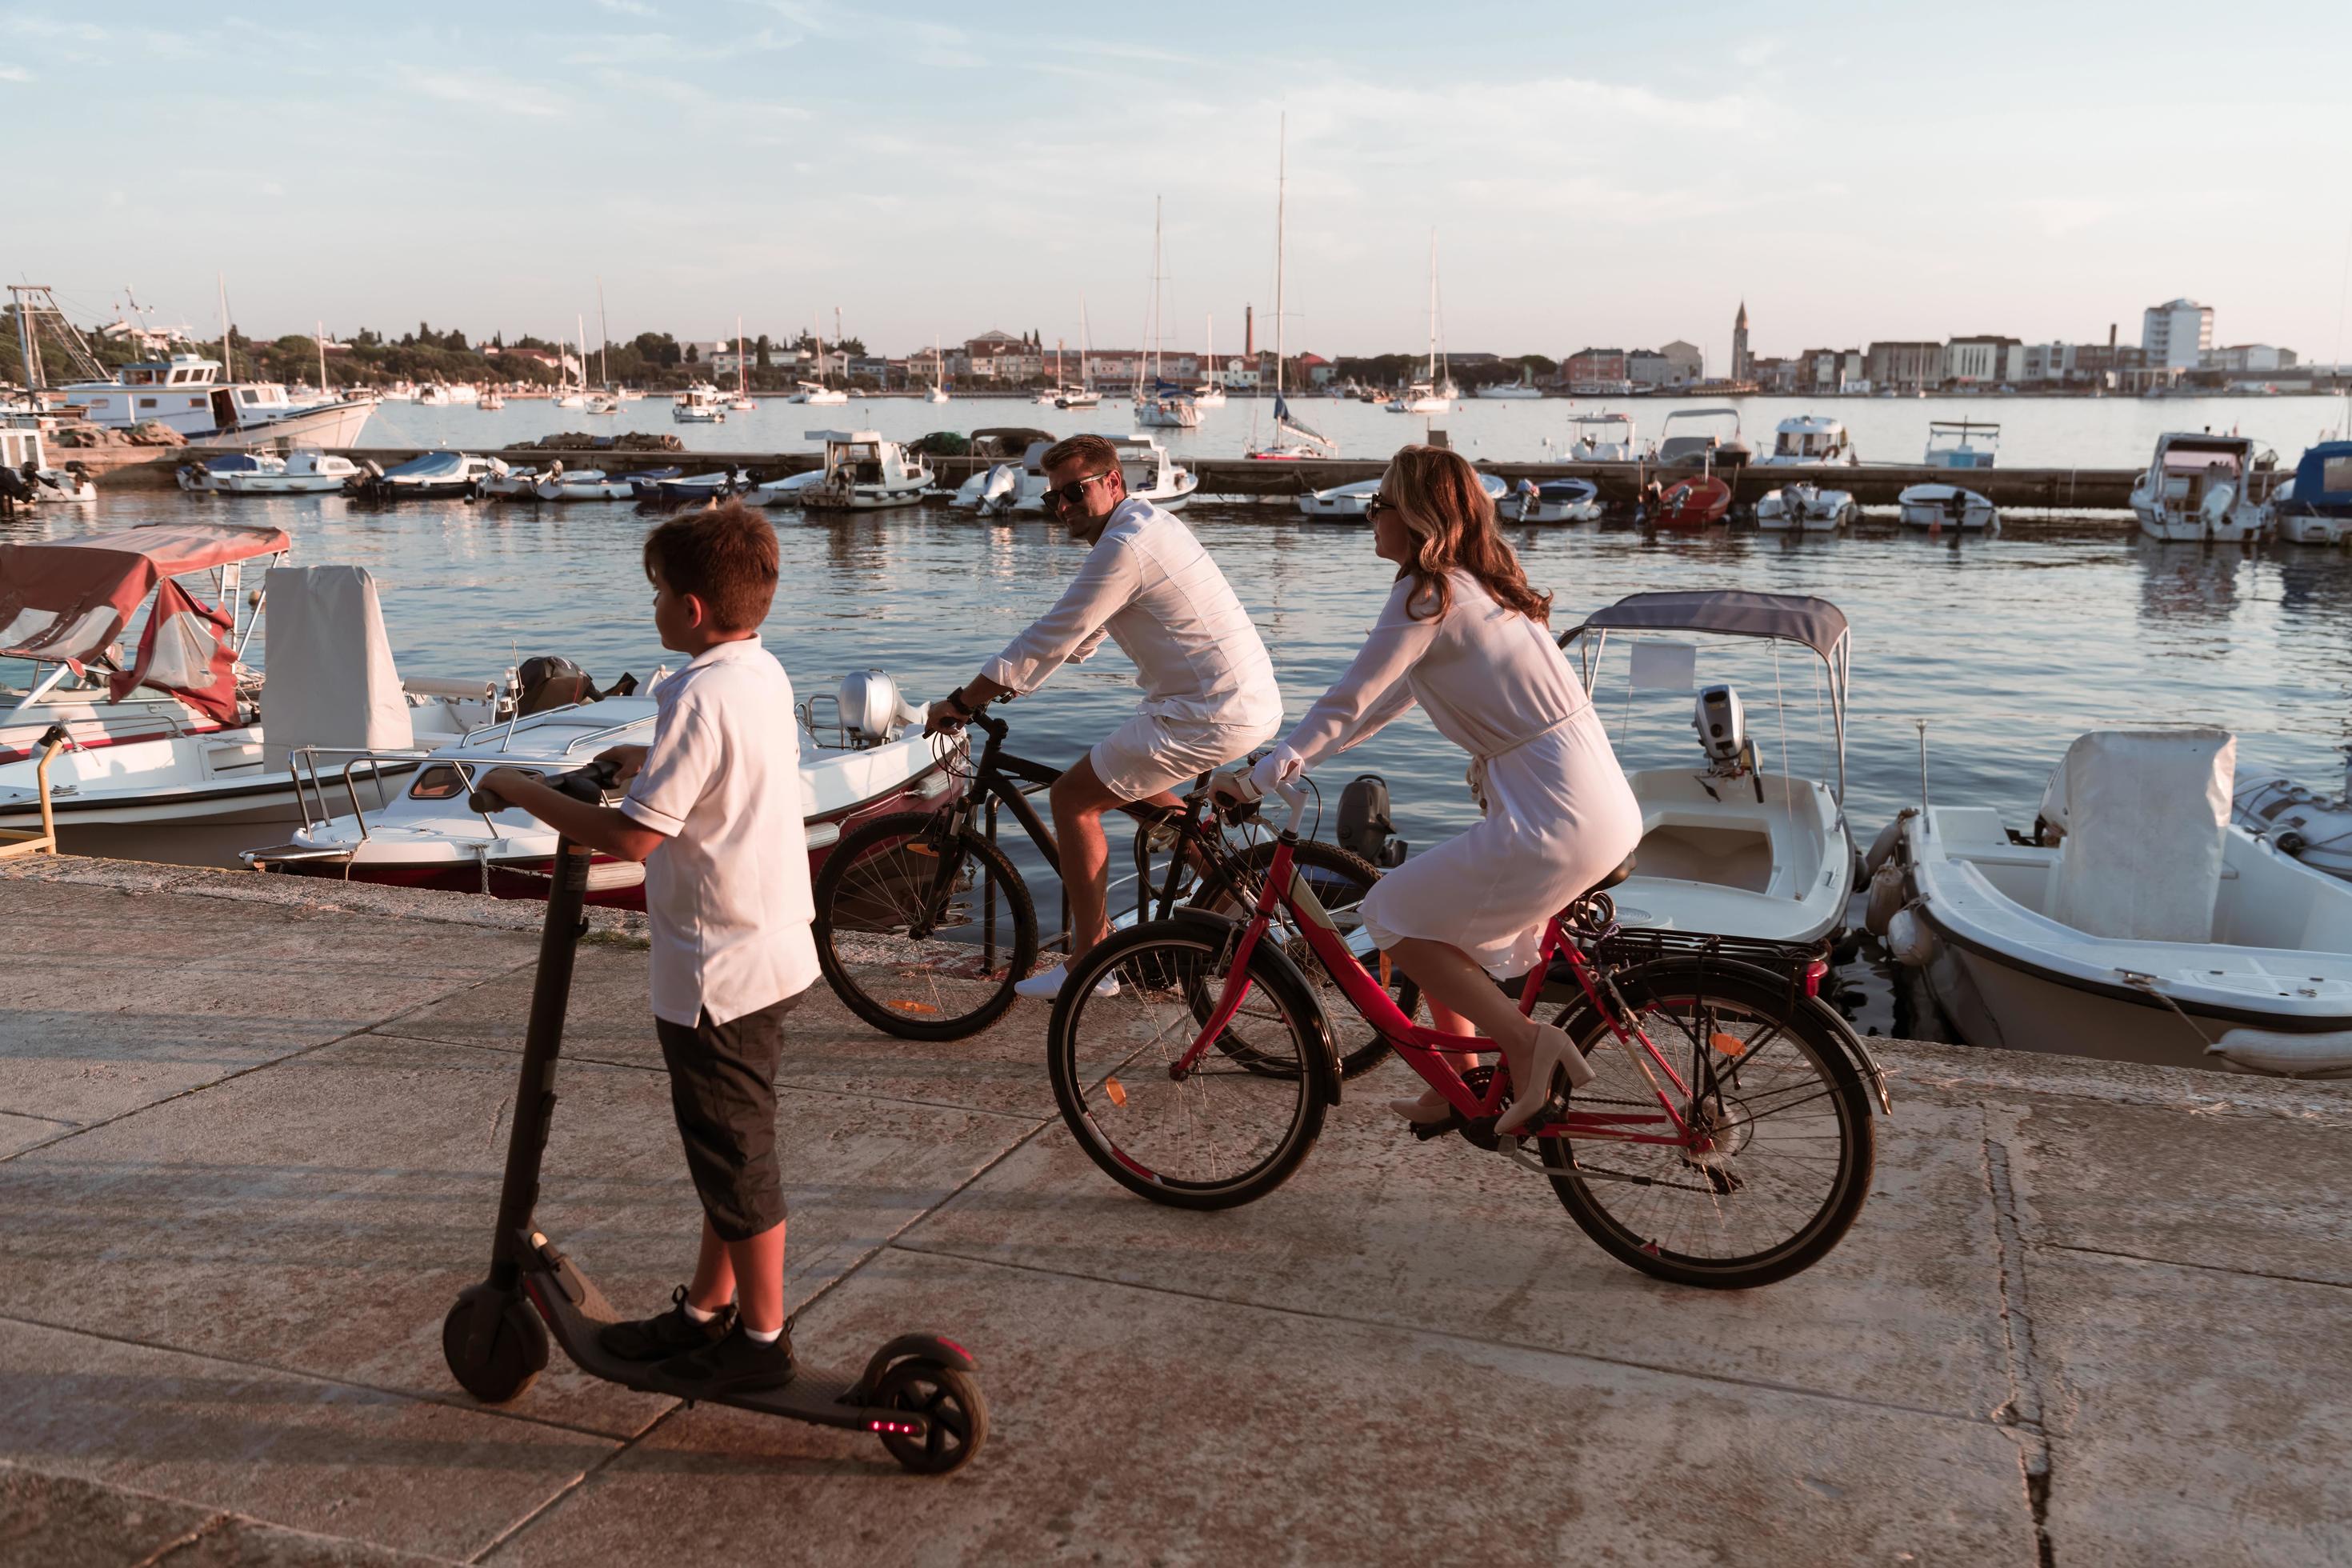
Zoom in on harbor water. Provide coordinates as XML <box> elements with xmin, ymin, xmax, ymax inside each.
<box><xmin>11</xmin><ymin>397</ymin><xmax>2351</xmax><ymax>1038</ymax></box>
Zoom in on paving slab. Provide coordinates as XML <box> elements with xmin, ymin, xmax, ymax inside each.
<box><xmin>0</xmin><ymin>1110</ymin><xmax>75</xmax><ymax>1161</ymax></box>
<box><xmin>152</xmin><ymin>1514</ymin><xmax>454</xmax><ymax>1566</ymax></box>
<box><xmin>491</xmin><ymin>1246</ymin><xmax>2038</xmax><ymax>1566</ymax></box>
<box><xmin>0</xmin><ymin>900</ymin><xmax>534</xmax><ymax>1130</ymax></box>
<box><xmin>0</xmin><ymin>1033</ymin><xmax>1037</xmax><ymax>1438</ymax></box>
<box><xmin>0</xmin><ymin>1461</ymin><xmax>219</xmax><ymax>1567</ymax></box>
<box><xmin>899</xmin><ymin>1063</ymin><xmax>2013</xmax><ymax>1421</ymax></box>
<box><xmin>2029</xmin><ymin>1249</ymin><xmax>2352</xmax><ymax>1566</ymax></box>
<box><xmin>382</xmin><ymin>944</ymin><xmax>1072</xmax><ymax>1118</ymax></box>
<box><xmin>1998</xmin><ymin>1096</ymin><xmax>2352</xmax><ymax>1285</ymax></box>
<box><xmin>0</xmin><ymin>1319</ymin><xmax>601</xmax><ymax>1562</ymax></box>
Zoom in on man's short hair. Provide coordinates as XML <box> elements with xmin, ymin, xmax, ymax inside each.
<box><xmin>1040</xmin><ymin>433</ymin><xmax>1120</xmax><ymax>475</ymax></box>
<box><xmin>642</xmin><ymin>500</ymin><xmax>779</xmax><ymax>633</ymax></box>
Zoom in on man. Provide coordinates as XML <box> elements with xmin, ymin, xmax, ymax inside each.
<box><xmin>926</xmin><ymin>433</ymin><xmax>1281</xmax><ymax>998</ymax></box>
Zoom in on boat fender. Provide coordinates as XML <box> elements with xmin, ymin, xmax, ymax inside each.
<box><xmin>1884</xmin><ymin>906</ymin><xmax>1933</xmax><ymax>967</ymax></box>
<box><xmin>2208</xmin><ymin>1028</ymin><xmax>2352</xmax><ymax>1079</ymax></box>
<box><xmin>1864</xmin><ymin>808</ymin><xmax>1915</xmax><ymax>877</ymax></box>
<box><xmin>1863</xmin><ymin>861</ymin><xmax>1908</xmax><ymax>935</ymax></box>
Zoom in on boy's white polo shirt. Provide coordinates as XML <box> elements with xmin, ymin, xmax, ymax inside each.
<box><xmin>620</xmin><ymin>637</ymin><xmax>818</xmax><ymax>1027</ymax></box>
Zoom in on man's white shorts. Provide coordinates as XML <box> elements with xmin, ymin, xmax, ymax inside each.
<box><xmin>1088</xmin><ymin>712</ymin><xmax>1278</xmax><ymax>802</ymax></box>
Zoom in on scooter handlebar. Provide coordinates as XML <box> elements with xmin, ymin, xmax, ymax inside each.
<box><xmin>468</xmin><ymin>758</ymin><xmax>622</xmax><ymax>816</ymax></box>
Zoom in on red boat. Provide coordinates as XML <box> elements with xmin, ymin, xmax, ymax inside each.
<box><xmin>1656</xmin><ymin>474</ymin><xmax>1732</xmax><ymax>530</ymax></box>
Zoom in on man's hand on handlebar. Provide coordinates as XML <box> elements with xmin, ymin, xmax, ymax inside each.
<box><xmin>922</xmin><ymin>698</ymin><xmax>969</xmax><ymax>738</ymax></box>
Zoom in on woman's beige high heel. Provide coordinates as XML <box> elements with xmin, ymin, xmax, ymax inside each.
<box><xmin>1494</xmin><ymin>1023</ymin><xmax>1596</xmax><ymax>1135</ymax></box>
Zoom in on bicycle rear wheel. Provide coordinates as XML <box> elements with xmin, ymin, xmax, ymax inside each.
<box><xmin>1186</xmin><ymin>839</ymin><xmax>1417</xmax><ymax>1079</ymax></box>
<box><xmin>1537</xmin><ymin>961</ymin><xmax>1874</xmax><ymax>1289</ymax></box>
<box><xmin>813</xmin><ymin>811</ymin><xmax>1037</xmax><ymax>1040</ymax></box>
<box><xmin>1049</xmin><ymin>918</ymin><xmax>1336</xmax><ymax>1210</ymax></box>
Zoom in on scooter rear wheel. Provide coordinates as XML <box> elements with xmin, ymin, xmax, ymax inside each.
<box><xmin>872</xmin><ymin>1358</ymin><xmax>986</xmax><ymax>1474</ymax></box>
<box><xmin>442</xmin><ymin>1287</ymin><xmax>550</xmax><ymax>1405</ymax></box>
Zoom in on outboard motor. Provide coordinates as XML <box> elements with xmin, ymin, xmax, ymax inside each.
<box><xmin>977</xmin><ymin>462</ymin><xmax>1021</xmax><ymax>518</ymax></box>
<box><xmin>1693</xmin><ymin>683</ymin><xmax>1764</xmax><ymax>801</ymax></box>
<box><xmin>1336</xmin><ymin>773</ymin><xmax>1408</xmax><ymax>869</ymax></box>
<box><xmin>516</xmin><ymin>654</ymin><xmax>602</xmax><ymax>716</ymax></box>
<box><xmin>838</xmin><ymin>670</ymin><xmax>922</xmax><ymax>745</ymax></box>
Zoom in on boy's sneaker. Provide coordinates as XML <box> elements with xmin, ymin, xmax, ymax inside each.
<box><xmin>658</xmin><ymin>1320</ymin><xmax>796</xmax><ymax>1394</ymax></box>
<box><xmin>598</xmin><ymin>1285</ymin><xmax>732</xmax><ymax>1362</ymax></box>
<box><xmin>1013</xmin><ymin>962</ymin><xmax>1121</xmax><ymax>1000</ymax></box>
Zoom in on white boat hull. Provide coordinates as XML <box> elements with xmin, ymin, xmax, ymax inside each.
<box><xmin>1614</xmin><ymin>768</ymin><xmax>1853</xmax><ymax>945</ymax></box>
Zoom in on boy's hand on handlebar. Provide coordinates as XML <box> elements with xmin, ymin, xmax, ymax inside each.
<box><xmin>474</xmin><ymin>766</ymin><xmax>538</xmax><ymax>811</ymax></box>
<box><xmin>594</xmin><ymin>744</ymin><xmax>648</xmax><ymax>788</ymax></box>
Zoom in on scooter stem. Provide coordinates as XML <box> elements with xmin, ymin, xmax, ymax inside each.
<box><xmin>488</xmin><ymin>835</ymin><xmax>594</xmax><ymax>1290</ymax></box>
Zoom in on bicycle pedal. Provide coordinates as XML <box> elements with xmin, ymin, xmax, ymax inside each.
<box><xmin>1410</xmin><ymin>1114</ymin><xmax>1461</xmax><ymax>1142</ymax></box>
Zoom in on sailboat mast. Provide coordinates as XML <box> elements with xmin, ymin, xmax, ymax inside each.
<box><xmin>217</xmin><ymin>273</ymin><xmax>233</xmax><ymax>382</ymax></box>
<box><xmin>1080</xmin><ymin>295</ymin><xmax>1092</xmax><ymax>388</ymax></box>
<box><xmin>1426</xmin><ymin>230</ymin><xmax>1438</xmax><ymax>382</ymax></box>
<box><xmin>1273</xmin><ymin>118</ymin><xmax>1286</xmax><ymax>406</ymax></box>
<box><xmin>597</xmin><ymin>276</ymin><xmax>610</xmax><ymax>388</ymax></box>
<box><xmin>737</xmin><ymin>314</ymin><xmax>746</xmax><ymax>397</ymax></box>
<box><xmin>578</xmin><ymin>314</ymin><xmax>588</xmax><ymax>396</ymax></box>
<box><xmin>316</xmin><ymin>322</ymin><xmax>328</xmax><ymax>393</ymax></box>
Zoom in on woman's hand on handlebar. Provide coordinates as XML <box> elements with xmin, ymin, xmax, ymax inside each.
<box><xmin>1250</xmin><ymin>745</ymin><xmax>1306</xmax><ymax>796</ymax></box>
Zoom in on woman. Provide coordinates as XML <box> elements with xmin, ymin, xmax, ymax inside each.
<box><xmin>1233</xmin><ymin>445</ymin><xmax>1642</xmax><ymax>1133</ymax></box>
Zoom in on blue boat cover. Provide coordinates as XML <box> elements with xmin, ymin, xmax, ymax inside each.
<box><xmin>381</xmin><ymin>451</ymin><xmax>467</xmax><ymax>482</ymax></box>
<box><xmin>2288</xmin><ymin>442</ymin><xmax>2352</xmax><ymax>510</ymax></box>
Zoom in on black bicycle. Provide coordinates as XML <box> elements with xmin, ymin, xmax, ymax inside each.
<box><xmin>812</xmin><ymin>706</ymin><xmax>1414</xmax><ymax>1052</ymax></box>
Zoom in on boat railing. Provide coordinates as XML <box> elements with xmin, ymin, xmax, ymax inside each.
<box><xmin>288</xmin><ymin>745</ymin><xmax>430</xmax><ymax>834</ymax></box>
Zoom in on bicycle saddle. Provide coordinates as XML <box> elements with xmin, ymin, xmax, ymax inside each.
<box><xmin>1583</xmin><ymin>856</ymin><xmax>1636</xmax><ymax>898</ymax></box>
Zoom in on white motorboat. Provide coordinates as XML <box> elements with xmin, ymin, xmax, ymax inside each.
<box><xmin>1560</xmin><ymin>591</ymin><xmax>1858</xmax><ymax>946</ymax></box>
<box><xmin>1478</xmin><ymin>366</ymin><xmax>1544</xmax><ymax>400</ymax></box>
<box><xmin>381</xmin><ymin>383</ymin><xmax>419</xmax><ymax>403</ymax></box>
<box><xmin>789</xmin><ymin>380</ymin><xmax>849</xmax><ymax>406</ymax></box>
<box><xmin>1897</xmin><ymin>483</ymin><xmax>1999</xmax><ymax>532</ymax></box>
<box><xmin>2234</xmin><ymin>753</ymin><xmax>2352</xmax><ymax>882</ymax></box>
<box><xmin>1890</xmin><ymin>729</ymin><xmax>2352</xmax><ymax>1078</ymax></box>
<box><xmin>2130</xmin><ymin>431</ymin><xmax>2272</xmax><ymax>542</ymax></box>
<box><xmin>1054</xmin><ymin>388</ymin><xmax>1102</xmax><ymax>409</ymax></box>
<box><xmin>1566</xmin><ymin>413</ymin><xmax>1648</xmax><ymax>462</ymax></box>
<box><xmin>1297</xmin><ymin>478</ymin><xmax>1381</xmax><ymax>521</ymax></box>
<box><xmin>59</xmin><ymin>352</ymin><xmax>376</xmax><ymax>449</ymax></box>
<box><xmin>533</xmin><ymin>463</ymin><xmax>635</xmax><ymax>502</ymax></box>
<box><xmin>953</xmin><ymin>433</ymin><xmax>1195</xmax><ymax>516</ymax></box>
<box><xmin>750</xmin><ymin>469</ymin><xmax>826</xmax><ymax>507</ymax></box>
<box><xmin>797</xmin><ymin>430</ymin><xmax>934</xmax><ymax>511</ymax></box>
<box><xmin>477</xmin><ymin>459</ymin><xmax>542</xmax><ymax>499</ymax></box>
<box><xmin>672</xmin><ymin>383</ymin><xmax>726</xmax><ymax>423</ymax></box>
<box><xmin>355</xmin><ymin>451</ymin><xmax>494</xmax><ymax>500</ymax></box>
<box><xmin>1754</xmin><ymin>482</ymin><xmax>1854</xmax><ymax>532</ymax></box>
<box><xmin>1</xmin><ymin>424</ymin><xmax>95</xmax><ymax>504</ymax></box>
<box><xmin>1656</xmin><ymin>407</ymin><xmax>1754</xmax><ymax>471</ymax></box>
<box><xmin>2268</xmin><ymin>442</ymin><xmax>2352</xmax><ymax>545</ymax></box>
<box><xmin>242</xmin><ymin>670</ymin><xmax>959</xmax><ymax>909</ymax></box>
<box><xmin>446</xmin><ymin>383</ymin><xmax>479</xmax><ymax>405</ymax></box>
<box><xmin>1505</xmin><ymin>478</ymin><xmax>1602</xmax><ymax>524</ymax></box>
<box><xmin>478</xmin><ymin>390</ymin><xmax>506</xmax><ymax>411</ymax></box>
<box><xmin>1384</xmin><ymin>382</ymin><xmax>1450</xmax><ymax>414</ymax></box>
<box><xmin>1924</xmin><ymin>420</ymin><xmax>1999</xmax><ymax>470</ymax></box>
<box><xmin>210</xmin><ymin>450</ymin><xmax>362</xmax><ymax>495</ymax></box>
<box><xmin>0</xmin><ymin>525</ymin><xmax>507</xmax><ymax>866</ymax></box>
<box><xmin>583</xmin><ymin>393</ymin><xmax>619</xmax><ymax>416</ymax></box>
<box><xmin>1758</xmin><ymin>414</ymin><xmax>1857</xmax><ymax>466</ymax></box>
<box><xmin>417</xmin><ymin>384</ymin><xmax>451</xmax><ymax>407</ymax></box>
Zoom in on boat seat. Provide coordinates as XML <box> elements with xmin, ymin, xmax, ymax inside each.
<box><xmin>1583</xmin><ymin>855</ymin><xmax>1636</xmax><ymax>898</ymax></box>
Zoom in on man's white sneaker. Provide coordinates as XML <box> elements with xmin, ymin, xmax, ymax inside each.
<box><xmin>1014</xmin><ymin>963</ymin><xmax>1120</xmax><ymax>1000</ymax></box>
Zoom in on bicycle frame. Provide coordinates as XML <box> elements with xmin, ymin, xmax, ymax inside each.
<box><xmin>1176</xmin><ymin>786</ymin><xmax>1703</xmax><ymax>1150</ymax></box>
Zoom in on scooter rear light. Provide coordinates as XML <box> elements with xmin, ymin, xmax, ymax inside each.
<box><xmin>1803</xmin><ymin>960</ymin><xmax>1827</xmax><ymax>998</ymax></box>
<box><xmin>934</xmin><ymin>1338</ymin><xmax>970</xmax><ymax>1361</ymax></box>
<box><xmin>868</xmin><ymin>1418</ymin><xmax>922</xmax><ymax>1435</ymax></box>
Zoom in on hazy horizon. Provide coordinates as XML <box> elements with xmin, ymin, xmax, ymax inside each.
<box><xmin>10</xmin><ymin>1</ymin><xmax>2349</xmax><ymax>372</ymax></box>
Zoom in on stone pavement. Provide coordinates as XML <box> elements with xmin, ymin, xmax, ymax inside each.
<box><xmin>2</xmin><ymin>855</ymin><xmax>2346</xmax><ymax>1566</ymax></box>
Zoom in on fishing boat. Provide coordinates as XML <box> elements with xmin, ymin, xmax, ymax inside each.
<box><xmin>1897</xmin><ymin>484</ymin><xmax>1999</xmax><ymax>532</ymax></box>
<box><xmin>1566</xmin><ymin>412</ymin><xmax>1647</xmax><ymax>462</ymax></box>
<box><xmin>0</xmin><ymin>526</ymin><xmax>507</xmax><ymax>866</ymax></box>
<box><xmin>1924</xmin><ymin>420</ymin><xmax>2000</xmax><ymax>470</ymax></box>
<box><xmin>0</xmin><ymin>424</ymin><xmax>95</xmax><ymax>504</ymax></box>
<box><xmin>1559</xmin><ymin>590</ymin><xmax>1858</xmax><ymax>946</ymax></box>
<box><xmin>2268</xmin><ymin>442</ymin><xmax>2352</xmax><ymax>544</ymax></box>
<box><xmin>242</xmin><ymin>671</ymin><xmax>958</xmax><ymax>908</ymax></box>
<box><xmin>2129</xmin><ymin>432</ymin><xmax>2271</xmax><ymax>542</ymax></box>
<box><xmin>1384</xmin><ymin>232</ymin><xmax>1458</xmax><ymax>413</ymax></box>
<box><xmin>1506</xmin><ymin>477</ymin><xmax>1602</xmax><ymax>523</ymax></box>
<box><xmin>1758</xmin><ymin>414</ymin><xmax>1858</xmax><ymax>466</ymax></box>
<box><xmin>1888</xmin><ymin>728</ymin><xmax>2352</xmax><ymax>1078</ymax></box>
<box><xmin>355</xmin><ymin>451</ymin><xmax>493</xmax><ymax>501</ymax></box>
<box><xmin>796</xmin><ymin>430</ymin><xmax>934</xmax><ymax>512</ymax></box>
<box><xmin>1654</xmin><ymin>474</ymin><xmax>1731</xmax><ymax>528</ymax></box>
<box><xmin>672</xmin><ymin>383</ymin><xmax>726</xmax><ymax>423</ymax></box>
<box><xmin>58</xmin><ymin>353</ymin><xmax>377</xmax><ymax>449</ymax></box>
<box><xmin>1754</xmin><ymin>482</ymin><xmax>1855</xmax><ymax>532</ymax></box>
<box><xmin>1245</xmin><ymin>119</ymin><xmax>1337</xmax><ymax>463</ymax></box>
<box><xmin>1655</xmin><ymin>407</ymin><xmax>1754</xmax><ymax>470</ymax></box>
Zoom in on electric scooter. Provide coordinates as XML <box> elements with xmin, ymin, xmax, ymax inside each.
<box><xmin>439</xmin><ymin>761</ymin><xmax>988</xmax><ymax>1475</ymax></box>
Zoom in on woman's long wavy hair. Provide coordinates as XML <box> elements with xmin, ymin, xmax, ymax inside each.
<box><xmin>1383</xmin><ymin>445</ymin><xmax>1552</xmax><ymax>624</ymax></box>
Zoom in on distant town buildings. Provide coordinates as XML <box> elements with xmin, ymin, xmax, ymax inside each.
<box><xmin>2142</xmin><ymin>298</ymin><xmax>2214</xmax><ymax>373</ymax></box>
<box><xmin>1730</xmin><ymin>302</ymin><xmax>1751</xmax><ymax>383</ymax></box>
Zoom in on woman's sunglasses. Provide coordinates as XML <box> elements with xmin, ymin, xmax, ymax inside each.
<box><xmin>1043</xmin><ymin>470</ymin><xmax>1116</xmax><ymax>512</ymax></box>
<box><xmin>1365</xmin><ymin>494</ymin><xmax>1398</xmax><ymax>522</ymax></box>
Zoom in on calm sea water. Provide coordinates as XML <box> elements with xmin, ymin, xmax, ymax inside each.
<box><xmin>14</xmin><ymin>404</ymin><xmax>2352</xmax><ymax>1034</ymax></box>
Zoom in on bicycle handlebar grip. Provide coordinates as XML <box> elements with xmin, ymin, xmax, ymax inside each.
<box><xmin>469</xmin><ymin>759</ymin><xmax>620</xmax><ymax>815</ymax></box>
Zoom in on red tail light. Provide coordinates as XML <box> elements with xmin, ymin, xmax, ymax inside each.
<box><xmin>1804</xmin><ymin>960</ymin><xmax>1827</xmax><ymax>998</ymax></box>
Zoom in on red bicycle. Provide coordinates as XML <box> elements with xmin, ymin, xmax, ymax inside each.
<box><xmin>1046</xmin><ymin>782</ymin><xmax>1884</xmax><ymax>1288</ymax></box>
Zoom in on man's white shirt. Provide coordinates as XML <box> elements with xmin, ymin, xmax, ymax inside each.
<box><xmin>620</xmin><ymin>637</ymin><xmax>819</xmax><ymax>1026</ymax></box>
<box><xmin>980</xmin><ymin>496</ymin><xmax>1281</xmax><ymax>730</ymax></box>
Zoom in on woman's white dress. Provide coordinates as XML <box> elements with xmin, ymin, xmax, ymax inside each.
<box><xmin>1261</xmin><ymin>571</ymin><xmax>1642</xmax><ymax>977</ymax></box>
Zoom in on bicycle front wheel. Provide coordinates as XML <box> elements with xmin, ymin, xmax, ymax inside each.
<box><xmin>813</xmin><ymin>811</ymin><xmax>1037</xmax><ymax>1040</ymax></box>
<box><xmin>1538</xmin><ymin>961</ymin><xmax>1874</xmax><ymax>1289</ymax></box>
<box><xmin>1048</xmin><ymin>919</ymin><xmax>1336</xmax><ymax>1210</ymax></box>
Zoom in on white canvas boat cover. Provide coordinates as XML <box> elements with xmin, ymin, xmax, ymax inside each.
<box><xmin>261</xmin><ymin>566</ymin><xmax>413</xmax><ymax>768</ymax></box>
<box><xmin>2043</xmin><ymin>727</ymin><xmax>2234</xmax><ymax>943</ymax></box>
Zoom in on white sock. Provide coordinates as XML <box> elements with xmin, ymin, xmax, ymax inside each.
<box><xmin>682</xmin><ymin>1298</ymin><xmax>721</xmax><ymax>1324</ymax></box>
<box><xmin>744</xmin><ymin>1323</ymin><xmax>783</xmax><ymax>1344</ymax></box>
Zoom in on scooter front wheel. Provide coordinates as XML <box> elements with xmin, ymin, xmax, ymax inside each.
<box><xmin>442</xmin><ymin>1285</ymin><xmax>550</xmax><ymax>1405</ymax></box>
<box><xmin>872</xmin><ymin>1358</ymin><xmax>986</xmax><ymax>1474</ymax></box>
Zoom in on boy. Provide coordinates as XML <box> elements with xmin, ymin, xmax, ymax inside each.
<box><xmin>476</xmin><ymin>500</ymin><xmax>814</xmax><ymax>1394</ymax></box>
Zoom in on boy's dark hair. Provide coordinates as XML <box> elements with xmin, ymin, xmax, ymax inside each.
<box><xmin>642</xmin><ymin>500</ymin><xmax>779</xmax><ymax>633</ymax></box>
<box><xmin>1040</xmin><ymin>432</ymin><xmax>1120</xmax><ymax>475</ymax></box>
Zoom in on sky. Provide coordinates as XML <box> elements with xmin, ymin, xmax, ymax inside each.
<box><xmin>9</xmin><ymin>0</ymin><xmax>2350</xmax><ymax>370</ymax></box>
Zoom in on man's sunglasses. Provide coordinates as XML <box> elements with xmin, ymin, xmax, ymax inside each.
<box><xmin>1043</xmin><ymin>469</ymin><xmax>1117</xmax><ymax>512</ymax></box>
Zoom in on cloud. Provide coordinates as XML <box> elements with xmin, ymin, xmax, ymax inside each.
<box><xmin>2020</xmin><ymin>197</ymin><xmax>2118</xmax><ymax>237</ymax></box>
<box><xmin>393</xmin><ymin>64</ymin><xmax>570</xmax><ymax>118</ymax></box>
<box><xmin>1734</xmin><ymin>38</ymin><xmax>1780</xmax><ymax>69</ymax></box>
<box><xmin>0</xmin><ymin>63</ymin><xmax>26</xmax><ymax>82</ymax></box>
<box><xmin>262</xmin><ymin>180</ymin><xmax>286</xmax><ymax>197</ymax></box>
<box><xmin>592</xmin><ymin>0</ymin><xmax>659</xmax><ymax>13</ymax></box>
